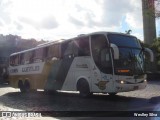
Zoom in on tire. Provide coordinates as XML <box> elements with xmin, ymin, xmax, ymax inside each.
<box><xmin>24</xmin><ymin>80</ymin><xmax>30</xmax><ymax>92</ymax></box>
<box><xmin>30</xmin><ymin>89</ymin><xmax>37</xmax><ymax>92</ymax></box>
<box><xmin>44</xmin><ymin>89</ymin><xmax>56</xmax><ymax>94</ymax></box>
<box><xmin>108</xmin><ymin>93</ymin><xmax>117</xmax><ymax>96</ymax></box>
<box><xmin>77</xmin><ymin>79</ymin><xmax>91</xmax><ymax>97</ymax></box>
<box><xmin>18</xmin><ymin>80</ymin><xmax>25</xmax><ymax>93</ymax></box>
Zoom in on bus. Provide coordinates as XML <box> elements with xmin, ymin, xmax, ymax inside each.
<box><xmin>8</xmin><ymin>32</ymin><xmax>153</xmax><ymax>97</ymax></box>
<box><xmin>0</xmin><ymin>57</ymin><xmax>9</xmax><ymax>84</ymax></box>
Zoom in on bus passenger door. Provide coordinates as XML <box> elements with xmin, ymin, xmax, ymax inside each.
<box><xmin>91</xmin><ymin>50</ymin><xmax>114</xmax><ymax>93</ymax></box>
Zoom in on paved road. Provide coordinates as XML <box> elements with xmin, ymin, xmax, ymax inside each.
<box><xmin>0</xmin><ymin>81</ymin><xmax>160</xmax><ymax>120</ymax></box>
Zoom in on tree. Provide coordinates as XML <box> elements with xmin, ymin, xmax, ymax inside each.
<box><xmin>139</xmin><ymin>38</ymin><xmax>160</xmax><ymax>72</ymax></box>
<box><xmin>143</xmin><ymin>0</ymin><xmax>160</xmax><ymax>18</ymax></box>
<box><xmin>151</xmin><ymin>37</ymin><xmax>160</xmax><ymax>70</ymax></box>
<box><xmin>155</xmin><ymin>0</ymin><xmax>160</xmax><ymax>18</ymax></box>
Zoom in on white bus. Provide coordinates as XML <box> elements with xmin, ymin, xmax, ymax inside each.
<box><xmin>8</xmin><ymin>32</ymin><xmax>153</xmax><ymax>97</ymax></box>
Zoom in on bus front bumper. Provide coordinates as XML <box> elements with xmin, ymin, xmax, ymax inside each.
<box><xmin>114</xmin><ymin>80</ymin><xmax>147</xmax><ymax>92</ymax></box>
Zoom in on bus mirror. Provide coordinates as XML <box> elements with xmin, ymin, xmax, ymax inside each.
<box><xmin>111</xmin><ymin>43</ymin><xmax>119</xmax><ymax>60</ymax></box>
<box><xmin>144</xmin><ymin>48</ymin><xmax>154</xmax><ymax>62</ymax></box>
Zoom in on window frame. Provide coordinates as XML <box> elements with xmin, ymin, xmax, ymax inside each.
<box><xmin>91</xmin><ymin>34</ymin><xmax>113</xmax><ymax>74</ymax></box>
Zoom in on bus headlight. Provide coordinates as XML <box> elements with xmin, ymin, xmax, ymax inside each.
<box><xmin>116</xmin><ymin>80</ymin><xmax>125</xmax><ymax>84</ymax></box>
<box><xmin>120</xmin><ymin>81</ymin><xmax>124</xmax><ymax>84</ymax></box>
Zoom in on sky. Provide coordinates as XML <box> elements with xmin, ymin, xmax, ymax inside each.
<box><xmin>0</xmin><ymin>0</ymin><xmax>159</xmax><ymax>41</ymax></box>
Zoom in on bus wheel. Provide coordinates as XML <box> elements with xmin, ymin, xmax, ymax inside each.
<box><xmin>18</xmin><ymin>80</ymin><xmax>25</xmax><ymax>93</ymax></box>
<box><xmin>24</xmin><ymin>80</ymin><xmax>30</xmax><ymax>92</ymax></box>
<box><xmin>108</xmin><ymin>93</ymin><xmax>117</xmax><ymax>96</ymax></box>
<box><xmin>30</xmin><ymin>89</ymin><xmax>37</xmax><ymax>92</ymax></box>
<box><xmin>77</xmin><ymin>79</ymin><xmax>91</xmax><ymax>97</ymax></box>
<box><xmin>44</xmin><ymin>89</ymin><xmax>56</xmax><ymax>95</ymax></box>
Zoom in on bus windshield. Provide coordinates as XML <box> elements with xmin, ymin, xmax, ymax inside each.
<box><xmin>108</xmin><ymin>34</ymin><xmax>144</xmax><ymax>76</ymax></box>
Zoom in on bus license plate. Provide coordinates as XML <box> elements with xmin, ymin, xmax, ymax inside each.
<box><xmin>134</xmin><ymin>86</ymin><xmax>138</xmax><ymax>90</ymax></box>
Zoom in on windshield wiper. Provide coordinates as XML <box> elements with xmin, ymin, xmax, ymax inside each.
<box><xmin>139</xmin><ymin>48</ymin><xmax>144</xmax><ymax>57</ymax></box>
<box><xmin>129</xmin><ymin>49</ymin><xmax>144</xmax><ymax>74</ymax></box>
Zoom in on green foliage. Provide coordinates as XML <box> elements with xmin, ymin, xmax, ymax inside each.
<box><xmin>155</xmin><ymin>0</ymin><xmax>160</xmax><ymax>18</ymax></box>
<box><xmin>151</xmin><ymin>37</ymin><xmax>160</xmax><ymax>70</ymax></box>
<box><xmin>139</xmin><ymin>37</ymin><xmax>160</xmax><ymax>66</ymax></box>
<box><xmin>139</xmin><ymin>38</ymin><xmax>160</xmax><ymax>71</ymax></box>
<box><xmin>138</xmin><ymin>40</ymin><xmax>150</xmax><ymax>48</ymax></box>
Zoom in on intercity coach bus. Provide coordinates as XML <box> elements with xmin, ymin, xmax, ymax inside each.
<box><xmin>8</xmin><ymin>32</ymin><xmax>153</xmax><ymax>97</ymax></box>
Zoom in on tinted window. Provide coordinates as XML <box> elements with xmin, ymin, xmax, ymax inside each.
<box><xmin>10</xmin><ymin>55</ymin><xmax>19</xmax><ymax>66</ymax></box>
<box><xmin>91</xmin><ymin>34</ymin><xmax>112</xmax><ymax>74</ymax></box>
<box><xmin>20</xmin><ymin>53</ymin><xmax>25</xmax><ymax>65</ymax></box>
<box><xmin>91</xmin><ymin>34</ymin><xmax>109</xmax><ymax>63</ymax></box>
<box><xmin>61</xmin><ymin>41</ymin><xmax>72</xmax><ymax>59</ymax></box>
<box><xmin>24</xmin><ymin>51</ymin><xmax>34</xmax><ymax>64</ymax></box>
<box><xmin>62</xmin><ymin>37</ymin><xmax>90</xmax><ymax>59</ymax></box>
<box><xmin>47</xmin><ymin>44</ymin><xmax>61</xmax><ymax>59</ymax></box>
<box><xmin>34</xmin><ymin>48</ymin><xmax>44</xmax><ymax>62</ymax></box>
<box><xmin>76</xmin><ymin>37</ymin><xmax>90</xmax><ymax>56</ymax></box>
<box><xmin>108</xmin><ymin>34</ymin><xmax>141</xmax><ymax>48</ymax></box>
<box><xmin>63</xmin><ymin>40</ymin><xmax>79</xmax><ymax>58</ymax></box>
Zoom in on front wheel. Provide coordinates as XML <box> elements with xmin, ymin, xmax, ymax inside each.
<box><xmin>44</xmin><ymin>89</ymin><xmax>56</xmax><ymax>95</ymax></box>
<box><xmin>77</xmin><ymin>79</ymin><xmax>91</xmax><ymax>97</ymax></box>
<box><xmin>108</xmin><ymin>93</ymin><xmax>117</xmax><ymax>96</ymax></box>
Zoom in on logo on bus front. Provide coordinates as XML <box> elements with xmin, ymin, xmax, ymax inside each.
<box><xmin>95</xmin><ymin>81</ymin><xmax>109</xmax><ymax>90</ymax></box>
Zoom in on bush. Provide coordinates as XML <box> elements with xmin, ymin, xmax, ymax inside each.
<box><xmin>151</xmin><ymin>37</ymin><xmax>160</xmax><ymax>71</ymax></box>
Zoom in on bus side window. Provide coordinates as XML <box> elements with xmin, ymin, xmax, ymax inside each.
<box><xmin>61</xmin><ymin>41</ymin><xmax>71</xmax><ymax>59</ymax></box>
<box><xmin>53</xmin><ymin>44</ymin><xmax>61</xmax><ymax>59</ymax></box>
<box><xmin>34</xmin><ymin>48</ymin><xmax>43</xmax><ymax>63</ymax></box>
<box><xmin>47</xmin><ymin>45</ymin><xmax>53</xmax><ymax>59</ymax></box>
<box><xmin>30</xmin><ymin>51</ymin><xmax>35</xmax><ymax>63</ymax></box>
<box><xmin>76</xmin><ymin>37</ymin><xmax>90</xmax><ymax>56</ymax></box>
<box><xmin>72</xmin><ymin>40</ymin><xmax>79</xmax><ymax>57</ymax></box>
<box><xmin>10</xmin><ymin>56</ymin><xmax>15</xmax><ymax>66</ymax></box>
<box><xmin>24</xmin><ymin>51</ymin><xmax>34</xmax><ymax>64</ymax></box>
<box><xmin>10</xmin><ymin>56</ymin><xmax>13</xmax><ymax>66</ymax></box>
<box><xmin>43</xmin><ymin>47</ymin><xmax>48</xmax><ymax>60</ymax></box>
<box><xmin>47</xmin><ymin>44</ymin><xmax>60</xmax><ymax>60</ymax></box>
<box><xmin>63</xmin><ymin>40</ymin><xmax>77</xmax><ymax>58</ymax></box>
<box><xmin>10</xmin><ymin>55</ymin><xmax>19</xmax><ymax>66</ymax></box>
<box><xmin>20</xmin><ymin>53</ymin><xmax>25</xmax><ymax>65</ymax></box>
<box><xmin>15</xmin><ymin>55</ymin><xmax>19</xmax><ymax>65</ymax></box>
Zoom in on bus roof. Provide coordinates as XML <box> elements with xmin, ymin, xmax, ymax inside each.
<box><xmin>10</xmin><ymin>31</ymin><xmax>136</xmax><ymax>56</ymax></box>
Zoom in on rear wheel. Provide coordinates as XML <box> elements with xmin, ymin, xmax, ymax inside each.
<box><xmin>30</xmin><ymin>89</ymin><xmax>37</xmax><ymax>92</ymax></box>
<box><xmin>24</xmin><ymin>80</ymin><xmax>30</xmax><ymax>92</ymax></box>
<box><xmin>18</xmin><ymin>80</ymin><xmax>25</xmax><ymax>93</ymax></box>
<box><xmin>77</xmin><ymin>79</ymin><xmax>91</xmax><ymax>97</ymax></box>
